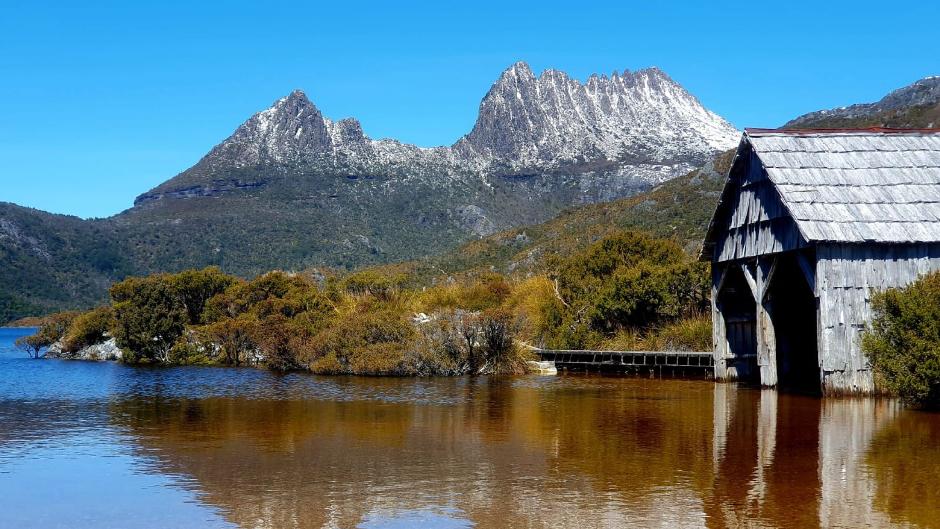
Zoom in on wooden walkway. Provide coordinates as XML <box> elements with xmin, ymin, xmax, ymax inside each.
<box><xmin>532</xmin><ymin>348</ymin><xmax>714</xmax><ymax>374</ymax></box>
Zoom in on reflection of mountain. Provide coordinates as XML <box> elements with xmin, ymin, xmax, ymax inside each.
<box><xmin>102</xmin><ymin>377</ymin><xmax>940</xmax><ymax>529</ymax></box>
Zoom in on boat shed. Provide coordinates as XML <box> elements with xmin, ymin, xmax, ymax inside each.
<box><xmin>701</xmin><ymin>128</ymin><xmax>940</xmax><ymax>394</ymax></box>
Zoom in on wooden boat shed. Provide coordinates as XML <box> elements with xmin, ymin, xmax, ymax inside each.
<box><xmin>701</xmin><ymin>128</ymin><xmax>940</xmax><ymax>394</ymax></box>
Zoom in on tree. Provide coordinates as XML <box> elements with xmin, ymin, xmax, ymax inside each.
<box><xmin>171</xmin><ymin>267</ymin><xmax>238</xmax><ymax>325</ymax></box>
<box><xmin>110</xmin><ymin>275</ymin><xmax>187</xmax><ymax>363</ymax></box>
<box><xmin>863</xmin><ymin>270</ymin><xmax>940</xmax><ymax>407</ymax></box>
<box><xmin>15</xmin><ymin>334</ymin><xmax>45</xmax><ymax>359</ymax></box>
<box><xmin>203</xmin><ymin>315</ymin><xmax>258</xmax><ymax>367</ymax></box>
<box><xmin>14</xmin><ymin>311</ymin><xmax>81</xmax><ymax>358</ymax></box>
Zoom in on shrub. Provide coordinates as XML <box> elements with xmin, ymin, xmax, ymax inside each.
<box><xmin>480</xmin><ymin>307</ymin><xmax>527</xmax><ymax>374</ymax></box>
<box><xmin>171</xmin><ymin>267</ymin><xmax>238</xmax><ymax>324</ymax></box>
<box><xmin>110</xmin><ymin>275</ymin><xmax>187</xmax><ymax>363</ymax></box>
<box><xmin>304</xmin><ymin>303</ymin><xmax>414</xmax><ymax>375</ymax></box>
<box><xmin>37</xmin><ymin>311</ymin><xmax>81</xmax><ymax>344</ymax></box>
<box><xmin>863</xmin><ymin>271</ymin><xmax>940</xmax><ymax>407</ymax></box>
<box><xmin>201</xmin><ymin>315</ymin><xmax>260</xmax><ymax>366</ymax></box>
<box><xmin>542</xmin><ymin>230</ymin><xmax>709</xmax><ymax>349</ymax></box>
<box><xmin>603</xmin><ymin>313</ymin><xmax>711</xmax><ymax>352</ymax></box>
<box><xmin>61</xmin><ymin>306</ymin><xmax>113</xmax><ymax>352</ymax></box>
<box><xmin>340</xmin><ymin>270</ymin><xmax>405</xmax><ymax>300</ymax></box>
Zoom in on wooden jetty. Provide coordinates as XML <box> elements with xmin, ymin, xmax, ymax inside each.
<box><xmin>531</xmin><ymin>348</ymin><xmax>714</xmax><ymax>375</ymax></box>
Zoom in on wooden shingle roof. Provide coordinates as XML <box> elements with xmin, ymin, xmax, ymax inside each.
<box><xmin>742</xmin><ymin>129</ymin><xmax>940</xmax><ymax>244</ymax></box>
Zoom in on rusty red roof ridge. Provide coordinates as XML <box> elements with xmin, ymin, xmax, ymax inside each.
<box><xmin>745</xmin><ymin>127</ymin><xmax>940</xmax><ymax>136</ymax></box>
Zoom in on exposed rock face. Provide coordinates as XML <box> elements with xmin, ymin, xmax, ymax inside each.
<box><xmin>46</xmin><ymin>338</ymin><xmax>123</xmax><ymax>361</ymax></box>
<box><xmin>135</xmin><ymin>62</ymin><xmax>738</xmax><ymax>205</ymax></box>
<box><xmin>785</xmin><ymin>76</ymin><xmax>940</xmax><ymax>128</ymax></box>
<box><xmin>2</xmin><ymin>63</ymin><xmax>741</xmax><ymax>321</ymax></box>
<box><xmin>455</xmin><ymin>63</ymin><xmax>736</xmax><ymax>175</ymax></box>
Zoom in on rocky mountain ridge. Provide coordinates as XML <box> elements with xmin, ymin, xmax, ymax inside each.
<box><xmin>4</xmin><ymin>61</ymin><xmax>743</xmax><ymax>322</ymax></box>
<box><xmin>137</xmin><ymin>62</ymin><xmax>738</xmax><ymax>205</ymax></box>
<box><xmin>786</xmin><ymin>76</ymin><xmax>940</xmax><ymax>129</ymax></box>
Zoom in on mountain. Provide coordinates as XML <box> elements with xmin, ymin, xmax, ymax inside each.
<box><xmin>112</xmin><ymin>63</ymin><xmax>737</xmax><ymax>274</ymax></box>
<box><xmin>138</xmin><ymin>63</ymin><xmax>737</xmax><ymax>206</ymax></box>
<box><xmin>785</xmin><ymin>76</ymin><xmax>940</xmax><ymax>129</ymax></box>
<box><xmin>379</xmin><ymin>149</ymin><xmax>736</xmax><ymax>285</ymax></box>
<box><xmin>0</xmin><ymin>204</ymin><xmax>132</xmax><ymax>318</ymax></box>
<box><xmin>1</xmin><ymin>62</ymin><xmax>738</xmax><ymax>323</ymax></box>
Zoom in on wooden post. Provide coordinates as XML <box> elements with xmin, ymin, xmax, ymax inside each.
<box><xmin>757</xmin><ymin>256</ymin><xmax>778</xmax><ymax>387</ymax></box>
<box><xmin>712</xmin><ymin>265</ymin><xmax>729</xmax><ymax>380</ymax></box>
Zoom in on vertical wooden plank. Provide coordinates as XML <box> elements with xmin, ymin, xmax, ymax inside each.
<box><xmin>712</xmin><ymin>265</ymin><xmax>728</xmax><ymax>380</ymax></box>
<box><xmin>757</xmin><ymin>256</ymin><xmax>778</xmax><ymax>387</ymax></box>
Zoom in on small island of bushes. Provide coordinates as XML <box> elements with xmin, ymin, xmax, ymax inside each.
<box><xmin>18</xmin><ymin>230</ymin><xmax>713</xmax><ymax>376</ymax></box>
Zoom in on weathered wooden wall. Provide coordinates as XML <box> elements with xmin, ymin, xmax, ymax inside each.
<box><xmin>712</xmin><ymin>149</ymin><xmax>807</xmax><ymax>263</ymax></box>
<box><xmin>816</xmin><ymin>242</ymin><xmax>940</xmax><ymax>394</ymax></box>
<box><xmin>708</xmin><ymin>130</ymin><xmax>940</xmax><ymax>395</ymax></box>
<box><xmin>713</xmin><ymin>253</ymin><xmax>810</xmax><ymax>387</ymax></box>
<box><xmin>711</xmin><ymin>147</ymin><xmax>808</xmax><ymax>383</ymax></box>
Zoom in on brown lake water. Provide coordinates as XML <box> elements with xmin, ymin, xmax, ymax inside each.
<box><xmin>1</xmin><ymin>327</ymin><xmax>938</xmax><ymax>529</ymax></box>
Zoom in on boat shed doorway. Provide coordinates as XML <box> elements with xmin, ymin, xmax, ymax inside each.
<box><xmin>716</xmin><ymin>266</ymin><xmax>758</xmax><ymax>382</ymax></box>
<box><xmin>765</xmin><ymin>254</ymin><xmax>820</xmax><ymax>393</ymax></box>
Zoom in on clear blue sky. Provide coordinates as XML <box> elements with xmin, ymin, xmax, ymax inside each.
<box><xmin>2</xmin><ymin>0</ymin><xmax>938</xmax><ymax>218</ymax></box>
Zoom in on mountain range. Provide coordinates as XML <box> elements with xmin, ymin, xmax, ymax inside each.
<box><xmin>3</xmin><ymin>67</ymin><xmax>938</xmax><ymax>323</ymax></box>
<box><xmin>1</xmin><ymin>62</ymin><xmax>738</xmax><ymax>321</ymax></box>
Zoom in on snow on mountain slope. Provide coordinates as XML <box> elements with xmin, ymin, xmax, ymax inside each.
<box><xmin>137</xmin><ymin>62</ymin><xmax>738</xmax><ymax>205</ymax></box>
<box><xmin>455</xmin><ymin>62</ymin><xmax>737</xmax><ymax>172</ymax></box>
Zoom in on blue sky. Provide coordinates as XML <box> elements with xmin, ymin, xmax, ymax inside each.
<box><xmin>2</xmin><ymin>0</ymin><xmax>938</xmax><ymax>218</ymax></box>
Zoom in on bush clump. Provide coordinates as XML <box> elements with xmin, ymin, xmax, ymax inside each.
<box><xmin>863</xmin><ymin>270</ymin><xmax>940</xmax><ymax>407</ymax></box>
<box><xmin>19</xmin><ymin>229</ymin><xmax>712</xmax><ymax>373</ymax></box>
<box><xmin>61</xmin><ymin>306</ymin><xmax>114</xmax><ymax>353</ymax></box>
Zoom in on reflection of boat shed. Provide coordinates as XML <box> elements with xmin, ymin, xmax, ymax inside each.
<box><xmin>701</xmin><ymin>129</ymin><xmax>940</xmax><ymax>394</ymax></box>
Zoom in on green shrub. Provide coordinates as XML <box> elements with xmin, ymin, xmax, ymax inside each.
<box><xmin>62</xmin><ymin>306</ymin><xmax>113</xmax><ymax>352</ymax></box>
<box><xmin>304</xmin><ymin>303</ymin><xmax>414</xmax><ymax>375</ymax></box>
<box><xmin>863</xmin><ymin>271</ymin><xmax>940</xmax><ymax>407</ymax></box>
<box><xmin>542</xmin><ymin>230</ymin><xmax>709</xmax><ymax>349</ymax></box>
<box><xmin>110</xmin><ymin>275</ymin><xmax>187</xmax><ymax>363</ymax></box>
<box><xmin>171</xmin><ymin>267</ymin><xmax>238</xmax><ymax>324</ymax></box>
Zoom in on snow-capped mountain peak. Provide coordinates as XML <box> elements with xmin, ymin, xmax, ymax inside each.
<box><xmin>454</xmin><ymin>62</ymin><xmax>737</xmax><ymax>174</ymax></box>
<box><xmin>139</xmin><ymin>62</ymin><xmax>738</xmax><ymax>206</ymax></box>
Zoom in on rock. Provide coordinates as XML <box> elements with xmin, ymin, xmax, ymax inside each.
<box><xmin>45</xmin><ymin>338</ymin><xmax>123</xmax><ymax>361</ymax></box>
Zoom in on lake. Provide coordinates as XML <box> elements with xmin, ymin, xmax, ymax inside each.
<box><xmin>0</xmin><ymin>327</ymin><xmax>938</xmax><ymax>528</ymax></box>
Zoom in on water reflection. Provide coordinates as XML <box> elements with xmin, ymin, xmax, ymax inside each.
<box><xmin>1</xmin><ymin>335</ymin><xmax>938</xmax><ymax>529</ymax></box>
<box><xmin>99</xmin><ymin>378</ymin><xmax>938</xmax><ymax>528</ymax></box>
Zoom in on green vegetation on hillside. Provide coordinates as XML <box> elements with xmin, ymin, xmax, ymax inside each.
<box><xmin>0</xmin><ymin>203</ymin><xmax>132</xmax><ymax>323</ymax></box>
<box><xmin>0</xmin><ymin>152</ymin><xmax>732</xmax><ymax>325</ymax></box>
<box><xmin>863</xmin><ymin>270</ymin><xmax>940</xmax><ymax>407</ymax></box>
<box><xmin>25</xmin><ymin>230</ymin><xmax>711</xmax><ymax>373</ymax></box>
<box><xmin>376</xmin><ymin>149</ymin><xmax>735</xmax><ymax>286</ymax></box>
<box><xmin>787</xmin><ymin>103</ymin><xmax>940</xmax><ymax>130</ymax></box>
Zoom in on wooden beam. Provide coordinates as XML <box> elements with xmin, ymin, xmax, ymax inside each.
<box><xmin>761</xmin><ymin>258</ymin><xmax>779</xmax><ymax>302</ymax></box>
<box><xmin>796</xmin><ymin>252</ymin><xmax>816</xmax><ymax>294</ymax></box>
<box><xmin>714</xmin><ymin>264</ymin><xmax>729</xmax><ymax>295</ymax></box>
<box><xmin>756</xmin><ymin>255</ymin><xmax>778</xmax><ymax>386</ymax></box>
<box><xmin>740</xmin><ymin>263</ymin><xmax>759</xmax><ymax>302</ymax></box>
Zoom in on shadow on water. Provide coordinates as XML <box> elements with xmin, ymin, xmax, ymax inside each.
<box><xmin>1</xmin><ymin>328</ymin><xmax>939</xmax><ymax>529</ymax></box>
